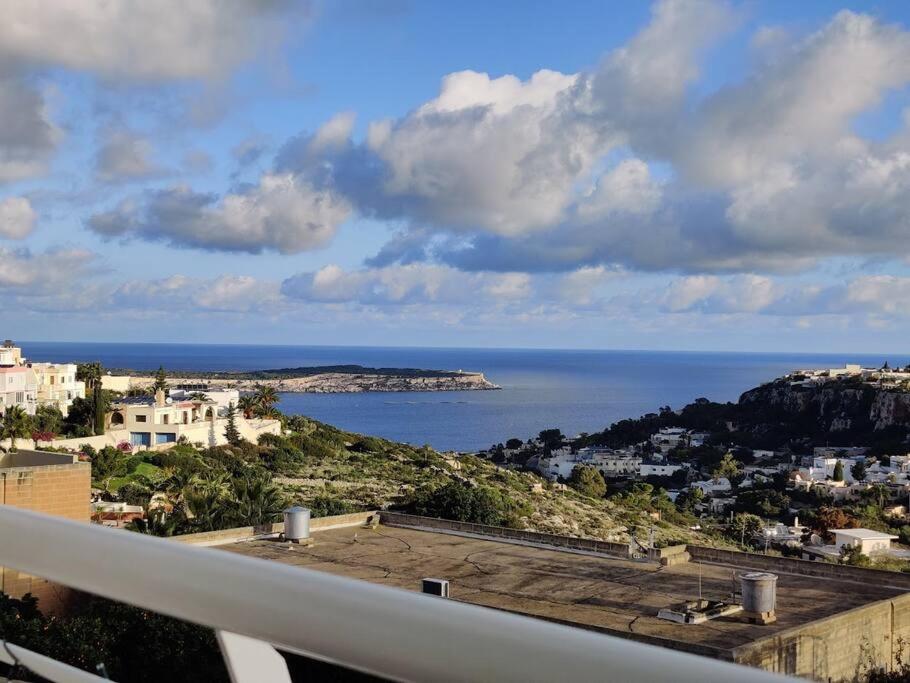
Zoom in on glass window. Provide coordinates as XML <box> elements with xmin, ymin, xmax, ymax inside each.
<box><xmin>136</xmin><ymin>414</ymin><xmax>147</xmax><ymax>423</ymax></box>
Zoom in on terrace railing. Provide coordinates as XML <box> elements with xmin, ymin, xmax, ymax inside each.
<box><xmin>0</xmin><ymin>505</ymin><xmax>793</xmax><ymax>682</ymax></box>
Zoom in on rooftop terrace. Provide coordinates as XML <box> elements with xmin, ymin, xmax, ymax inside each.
<box><xmin>221</xmin><ymin>524</ymin><xmax>905</xmax><ymax>656</ymax></box>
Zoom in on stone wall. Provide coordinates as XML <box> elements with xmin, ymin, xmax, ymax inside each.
<box><xmin>735</xmin><ymin>593</ymin><xmax>910</xmax><ymax>681</ymax></box>
<box><xmin>172</xmin><ymin>510</ymin><xmax>378</xmax><ymax>547</ymax></box>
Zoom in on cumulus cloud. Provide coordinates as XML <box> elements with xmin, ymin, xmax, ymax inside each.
<box><xmin>95</xmin><ymin>128</ymin><xmax>162</xmax><ymax>182</ymax></box>
<box><xmin>87</xmin><ymin>174</ymin><xmax>351</xmax><ymax>254</ymax></box>
<box><xmin>0</xmin><ymin>197</ymin><xmax>37</xmax><ymax>239</ymax></box>
<box><xmin>633</xmin><ymin>273</ymin><xmax>910</xmax><ymax>320</ymax></box>
<box><xmin>265</xmin><ymin>1</ymin><xmax>910</xmax><ymax>276</ymax></box>
<box><xmin>281</xmin><ymin>263</ymin><xmax>533</xmax><ymax>306</ymax></box>
<box><xmin>112</xmin><ymin>275</ymin><xmax>281</xmax><ymax>312</ymax></box>
<box><xmin>0</xmin><ymin>248</ymin><xmax>95</xmax><ymax>292</ymax></box>
<box><xmin>0</xmin><ymin>0</ymin><xmax>301</xmax><ymax>81</ymax></box>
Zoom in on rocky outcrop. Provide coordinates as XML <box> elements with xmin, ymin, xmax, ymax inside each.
<box><xmin>738</xmin><ymin>380</ymin><xmax>910</xmax><ymax>433</ymax></box>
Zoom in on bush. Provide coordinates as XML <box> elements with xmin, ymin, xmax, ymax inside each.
<box><xmin>411</xmin><ymin>481</ymin><xmax>526</xmax><ymax>527</ymax></box>
<box><xmin>568</xmin><ymin>465</ymin><xmax>607</xmax><ymax>498</ymax></box>
<box><xmin>309</xmin><ymin>495</ymin><xmax>355</xmax><ymax>518</ymax></box>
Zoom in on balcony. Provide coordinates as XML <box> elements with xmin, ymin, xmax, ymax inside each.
<box><xmin>0</xmin><ymin>505</ymin><xmax>792</xmax><ymax>683</ymax></box>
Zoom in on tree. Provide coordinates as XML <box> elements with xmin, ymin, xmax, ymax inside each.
<box><xmin>33</xmin><ymin>404</ymin><xmax>63</xmax><ymax>434</ymax></box>
<box><xmin>814</xmin><ymin>506</ymin><xmax>856</xmax><ymax>538</ymax></box>
<box><xmin>730</xmin><ymin>512</ymin><xmax>763</xmax><ymax>542</ymax></box>
<box><xmin>252</xmin><ymin>385</ymin><xmax>279</xmax><ymax>416</ymax></box>
<box><xmin>76</xmin><ymin>362</ymin><xmax>106</xmax><ymax>435</ymax></box>
<box><xmin>237</xmin><ymin>395</ymin><xmax>257</xmax><ymax>419</ymax></box>
<box><xmin>153</xmin><ymin>366</ymin><xmax>168</xmax><ymax>394</ymax></box>
<box><xmin>90</xmin><ymin>445</ymin><xmax>128</xmax><ymax>483</ymax></box>
<box><xmin>505</xmin><ymin>438</ymin><xmax>524</xmax><ymax>450</ymax></box>
<box><xmin>1</xmin><ymin>406</ymin><xmax>32</xmax><ymax>451</ymax></box>
<box><xmin>224</xmin><ymin>402</ymin><xmax>242</xmax><ymax>446</ymax></box>
<box><xmin>412</xmin><ymin>481</ymin><xmax>524</xmax><ymax>526</ymax></box>
<box><xmin>833</xmin><ymin>460</ymin><xmax>845</xmax><ymax>482</ymax></box>
<box><xmin>568</xmin><ymin>465</ymin><xmax>607</xmax><ymax>498</ymax></box>
<box><xmin>712</xmin><ymin>452</ymin><xmax>742</xmax><ymax>483</ymax></box>
<box><xmin>228</xmin><ymin>474</ymin><xmax>285</xmax><ymax>526</ymax></box>
<box><xmin>852</xmin><ymin>460</ymin><xmax>868</xmax><ymax>482</ymax></box>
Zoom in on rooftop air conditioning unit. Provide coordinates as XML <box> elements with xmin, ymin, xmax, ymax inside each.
<box><xmin>421</xmin><ymin>578</ymin><xmax>449</xmax><ymax>597</ymax></box>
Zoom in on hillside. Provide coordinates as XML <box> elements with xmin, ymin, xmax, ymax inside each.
<box><xmin>90</xmin><ymin>415</ymin><xmax>721</xmax><ymax>547</ymax></box>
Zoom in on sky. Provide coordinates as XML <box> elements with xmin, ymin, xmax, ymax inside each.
<box><xmin>4</xmin><ymin>0</ymin><xmax>910</xmax><ymax>352</ymax></box>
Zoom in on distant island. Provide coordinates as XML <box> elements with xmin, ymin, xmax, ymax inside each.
<box><xmin>111</xmin><ymin>364</ymin><xmax>500</xmax><ymax>393</ymax></box>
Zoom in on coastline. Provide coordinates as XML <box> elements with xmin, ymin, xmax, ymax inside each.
<box><xmin>122</xmin><ymin>369</ymin><xmax>501</xmax><ymax>393</ymax></box>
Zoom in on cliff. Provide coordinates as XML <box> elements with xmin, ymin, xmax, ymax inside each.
<box><xmin>738</xmin><ymin>379</ymin><xmax>910</xmax><ymax>437</ymax></box>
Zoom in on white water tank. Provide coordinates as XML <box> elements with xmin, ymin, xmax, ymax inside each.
<box><xmin>283</xmin><ymin>506</ymin><xmax>311</xmax><ymax>541</ymax></box>
<box><xmin>740</xmin><ymin>572</ymin><xmax>777</xmax><ymax>614</ymax></box>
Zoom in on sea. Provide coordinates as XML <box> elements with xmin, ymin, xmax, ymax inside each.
<box><xmin>19</xmin><ymin>343</ymin><xmax>910</xmax><ymax>452</ymax></box>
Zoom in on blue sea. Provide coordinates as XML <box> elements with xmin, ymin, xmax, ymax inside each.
<box><xmin>19</xmin><ymin>343</ymin><xmax>909</xmax><ymax>452</ymax></box>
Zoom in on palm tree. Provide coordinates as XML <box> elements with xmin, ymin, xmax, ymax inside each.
<box><xmin>1</xmin><ymin>406</ymin><xmax>32</xmax><ymax>451</ymax></box>
<box><xmin>237</xmin><ymin>395</ymin><xmax>257</xmax><ymax>419</ymax></box>
<box><xmin>188</xmin><ymin>392</ymin><xmax>208</xmax><ymax>402</ymax></box>
<box><xmin>229</xmin><ymin>474</ymin><xmax>285</xmax><ymax>526</ymax></box>
<box><xmin>252</xmin><ymin>385</ymin><xmax>279</xmax><ymax>416</ymax></box>
<box><xmin>76</xmin><ymin>362</ymin><xmax>105</xmax><ymax>435</ymax></box>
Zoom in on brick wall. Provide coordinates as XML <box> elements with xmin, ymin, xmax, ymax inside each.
<box><xmin>0</xmin><ymin>461</ymin><xmax>90</xmax><ymax>611</ymax></box>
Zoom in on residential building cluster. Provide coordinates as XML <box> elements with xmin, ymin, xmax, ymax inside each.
<box><xmin>0</xmin><ymin>340</ymin><xmax>84</xmax><ymax>417</ymax></box>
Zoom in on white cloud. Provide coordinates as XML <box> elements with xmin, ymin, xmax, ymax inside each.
<box><xmin>113</xmin><ymin>275</ymin><xmax>281</xmax><ymax>313</ymax></box>
<box><xmin>0</xmin><ymin>1</ymin><xmax>300</xmax><ymax>81</ymax></box>
<box><xmin>282</xmin><ymin>263</ymin><xmax>533</xmax><ymax>306</ymax></box>
<box><xmin>270</xmin><ymin>1</ymin><xmax>910</xmax><ymax>276</ymax></box>
<box><xmin>0</xmin><ymin>197</ymin><xmax>37</xmax><ymax>239</ymax></box>
<box><xmin>88</xmin><ymin>174</ymin><xmax>351</xmax><ymax>254</ymax></box>
<box><xmin>0</xmin><ymin>248</ymin><xmax>95</xmax><ymax>292</ymax></box>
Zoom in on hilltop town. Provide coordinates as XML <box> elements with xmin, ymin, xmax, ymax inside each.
<box><xmin>482</xmin><ymin>363</ymin><xmax>910</xmax><ymax>570</ymax></box>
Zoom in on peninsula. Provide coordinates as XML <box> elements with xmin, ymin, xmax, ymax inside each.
<box><xmin>109</xmin><ymin>364</ymin><xmax>500</xmax><ymax>393</ymax></box>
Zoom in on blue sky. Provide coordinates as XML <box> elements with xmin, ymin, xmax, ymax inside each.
<box><xmin>4</xmin><ymin>0</ymin><xmax>910</xmax><ymax>352</ymax></box>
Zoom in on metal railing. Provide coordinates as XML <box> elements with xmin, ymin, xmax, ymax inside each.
<box><xmin>0</xmin><ymin>506</ymin><xmax>793</xmax><ymax>683</ymax></box>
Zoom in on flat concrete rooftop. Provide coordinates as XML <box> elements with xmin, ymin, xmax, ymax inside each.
<box><xmin>221</xmin><ymin>524</ymin><xmax>906</xmax><ymax>654</ymax></box>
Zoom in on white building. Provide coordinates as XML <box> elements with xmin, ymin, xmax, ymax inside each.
<box><xmin>536</xmin><ymin>447</ymin><xmax>641</xmax><ymax>481</ymax></box>
<box><xmin>30</xmin><ymin>363</ymin><xmax>85</xmax><ymax>417</ymax></box>
<box><xmin>832</xmin><ymin>529</ymin><xmax>898</xmax><ymax>556</ymax></box>
<box><xmin>0</xmin><ymin>366</ymin><xmax>38</xmax><ymax>416</ymax></box>
<box><xmin>650</xmin><ymin>427</ymin><xmax>688</xmax><ymax>453</ymax></box>
<box><xmin>169</xmin><ymin>386</ymin><xmax>240</xmax><ymax>417</ymax></box>
<box><xmin>639</xmin><ymin>463</ymin><xmax>684</xmax><ymax>478</ymax></box>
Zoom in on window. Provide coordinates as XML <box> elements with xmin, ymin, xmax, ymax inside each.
<box><xmin>162</xmin><ymin>414</ymin><xmax>169</xmax><ymax>425</ymax></box>
<box><xmin>135</xmin><ymin>414</ymin><xmax>147</xmax><ymax>423</ymax></box>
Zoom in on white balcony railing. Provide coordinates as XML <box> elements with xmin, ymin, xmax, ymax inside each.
<box><xmin>0</xmin><ymin>506</ymin><xmax>794</xmax><ymax>683</ymax></box>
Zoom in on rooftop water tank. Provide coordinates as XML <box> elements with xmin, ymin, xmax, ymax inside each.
<box><xmin>740</xmin><ymin>572</ymin><xmax>777</xmax><ymax>619</ymax></box>
<box><xmin>283</xmin><ymin>506</ymin><xmax>311</xmax><ymax>541</ymax></box>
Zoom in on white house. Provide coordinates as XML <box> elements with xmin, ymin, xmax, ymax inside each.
<box><xmin>169</xmin><ymin>387</ymin><xmax>240</xmax><ymax>417</ymax></box>
<box><xmin>639</xmin><ymin>463</ymin><xmax>684</xmax><ymax>478</ymax></box>
<box><xmin>30</xmin><ymin>362</ymin><xmax>85</xmax><ymax>417</ymax></box>
<box><xmin>0</xmin><ymin>366</ymin><xmax>38</xmax><ymax>416</ymax></box>
<box><xmin>831</xmin><ymin>529</ymin><xmax>898</xmax><ymax>556</ymax></box>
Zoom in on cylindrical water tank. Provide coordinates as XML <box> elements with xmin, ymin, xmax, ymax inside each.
<box><xmin>740</xmin><ymin>572</ymin><xmax>777</xmax><ymax>613</ymax></box>
<box><xmin>283</xmin><ymin>506</ymin><xmax>311</xmax><ymax>541</ymax></box>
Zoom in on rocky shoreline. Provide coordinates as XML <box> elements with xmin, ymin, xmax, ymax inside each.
<box><xmin>129</xmin><ymin>369</ymin><xmax>500</xmax><ymax>393</ymax></box>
